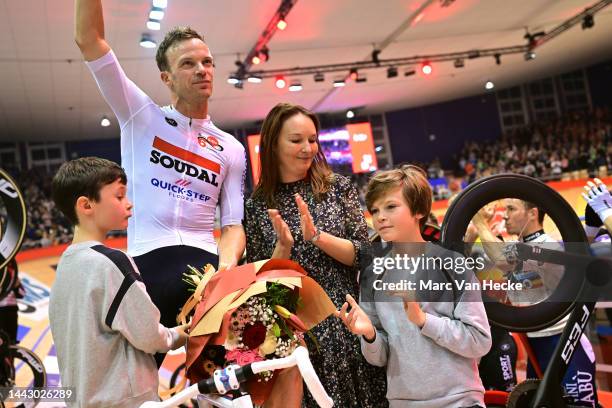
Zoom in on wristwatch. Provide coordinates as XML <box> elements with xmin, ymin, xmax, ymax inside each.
<box><xmin>309</xmin><ymin>228</ymin><xmax>322</xmax><ymax>243</ymax></box>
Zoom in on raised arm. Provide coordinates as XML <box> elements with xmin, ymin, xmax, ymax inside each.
<box><xmin>75</xmin><ymin>0</ymin><xmax>111</xmax><ymax>61</ymax></box>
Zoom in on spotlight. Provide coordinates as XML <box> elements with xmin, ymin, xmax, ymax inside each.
<box><xmin>485</xmin><ymin>80</ymin><xmax>494</xmax><ymax>90</ymax></box>
<box><xmin>356</xmin><ymin>75</ymin><xmax>367</xmax><ymax>83</ymax></box>
<box><xmin>259</xmin><ymin>46</ymin><xmax>269</xmax><ymax>62</ymax></box>
<box><xmin>275</xmin><ymin>76</ymin><xmax>286</xmax><ymax>89</ymax></box>
<box><xmin>314</xmin><ymin>72</ymin><xmax>325</xmax><ymax>82</ymax></box>
<box><xmin>139</xmin><ymin>34</ymin><xmax>156</xmax><ymax>48</ymax></box>
<box><xmin>375</xmin><ymin>145</ymin><xmax>383</xmax><ymax>152</ymax></box>
<box><xmin>227</xmin><ymin>75</ymin><xmax>240</xmax><ymax>85</ymax></box>
<box><xmin>404</xmin><ymin>69</ymin><xmax>416</xmax><ymax>77</ymax></box>
<box><xmin>146</xmin><ymin>19</ymin><xmax>161</xmax><ymax>31</ymax></box>
<box><xmin>288</xmin><ymin>81</ymin><xmax>303</xmax><ymax>92</ymax></box>
<box><xmin>251</xmin><ymin>55</ymin><xmax>261</xmax><ymax>65</ymax></box>
<box><xmin>333</xmin><ymin>79</ymin><xmax>346</xmax><ymax>87</ymax></box>
<box><xmin>277</xmin><ymin>19</ymin><xmax>287</xmax><ymax>30</ymax></box>
<box><xmin>387</xmin><ymin>67</ymin><xmax>398</xmax><ymax>78</ymax></box>
<box><xmin>349</xmin><ymin>68</ymin><xmax>358</xmax><ymax>81</ymax></box>
<box><xmin>453</xmin><ymin>59</ymin><xmax>464</xmax><ymax>68</ymax></box>
<box><xmin>100</xmin><ymin>116</ymin><xmax>111</xmax><ymax>127</ymax></box>
<box><xmin>247</xmin><ymin>75</ymin><xmax>262</xmax><ymax>84</ymax></box>
<box><xmin>494</xmin><ymin>54</ymin><xmax>501</xmax><ymax>65</ymax></box>
<box><xmin>149</xmin><ymin>7</ymin><xmax>164</xmax><ymax>20</ymax></box>
<box><xmin>524</xmin><ymin>50</ymin><xmax>536</xmax><ymax>61</ymax></box>
<box><xmin>421</xmin><ymin>62</ymin><xmax>432</xmax><ymax>75</ymax></box>
<box><xmin>346</xmin><ymin>110</ymin><xmax>355</xmax><ymax>119</ymax></box>
<box><xmin>152</xmin><ymin>0</ymin><xmax>167</xmax><ymax>8</ymax></box>
<box><xmin>582</xmin><ymin>14</ymin><xmax>594</xmax><ymax>29</ymax></box>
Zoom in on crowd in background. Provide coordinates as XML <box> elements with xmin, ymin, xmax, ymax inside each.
<box><xmin>3</xmin><ymin>107</ymin><xmax>611</xmax><ymax>249</ymax></box>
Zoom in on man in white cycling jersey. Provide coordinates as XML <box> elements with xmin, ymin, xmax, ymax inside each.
<box><xmin>75</xmin><ymin>0</ymin><xmax>246</xmax><ymax>365</ymax></box>
<box><xmin>473</xmin><ymin>199</ymin><xmax>598</xmax><ymax>407</ymax></box>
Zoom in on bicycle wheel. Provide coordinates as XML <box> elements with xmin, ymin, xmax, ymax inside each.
<box><xmin>4</xmin><ymin>345</ymin><xmax>47</xmax><ymax>408</ymax></box>
<box><xmin>0</xmin><ymin>169</ymin><xmax>26</xmax><ymax>271</ymax></box>
<box><xmin>440</xmin><ymin>174</ymin><xmax>589</xmax><ymax>332</ymax></box>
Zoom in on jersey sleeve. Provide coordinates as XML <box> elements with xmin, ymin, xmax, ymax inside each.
<box><xmin>219</xmin><ymin>145</ymin><xmax>246</xmax><ymax>227</ymax></box>
<box><xmin>85</xmin><ymin>50</ymin><xmax>155</xmax><ymax>129</ymax></box>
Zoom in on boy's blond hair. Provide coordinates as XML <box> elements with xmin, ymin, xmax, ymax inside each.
<box><xmin>365</xmin><ymin>164</ymin><xmax>432</xmax><ymax>229</ymax></box>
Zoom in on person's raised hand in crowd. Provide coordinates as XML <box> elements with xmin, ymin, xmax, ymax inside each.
<box><xmin>268</xmin><ymin>209</ymin><xmax>294</xmax><ymax>259</ymax></box>
<box><xmin>295</xmin><ymin>193</ymin><xmax>317</xmax><ymax>241</ymax></box>
<box><xmin>336</xmin><ymin>294</ymin><xmax>376</xmax><ymax>342</ymax></box>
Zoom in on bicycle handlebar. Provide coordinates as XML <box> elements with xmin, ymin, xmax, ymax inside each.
<box><xmin>139</xmin><ymin>346</ymin><xmax>333</xmax><ymax>408</ymax></box>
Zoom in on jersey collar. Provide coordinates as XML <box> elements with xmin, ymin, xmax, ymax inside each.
<box><xmin>522</xmin><ymin>229</ymin><xmax>546</xmax><ymax>243</ymax></box>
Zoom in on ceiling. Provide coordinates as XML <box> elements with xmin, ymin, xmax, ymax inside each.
<box><xmin>0</xmin><ymin>0</ymin><xmax>611</xmax><ymax>142</ymax></box>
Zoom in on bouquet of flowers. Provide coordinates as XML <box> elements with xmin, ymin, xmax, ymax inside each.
<box><xmin>178</xmin><ymin>259</ymin><xmax>335</xmax><ymax>405</ymax></box>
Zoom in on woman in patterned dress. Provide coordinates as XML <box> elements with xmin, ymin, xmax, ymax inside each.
<box><xmin>244</xmin><ymin>103</ymin><xmax>387</xmax><ymax>408</ymax></box>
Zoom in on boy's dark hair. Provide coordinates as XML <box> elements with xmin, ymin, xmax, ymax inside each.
<box><xmin>156</xmin><ymin>26</ymin><xmax>205</xmax><ymax>72</ymax></box>
<box><xmin>51</xmin><ymin>157</ymin><xmax>127</xmax><ymax>225</ymax></box>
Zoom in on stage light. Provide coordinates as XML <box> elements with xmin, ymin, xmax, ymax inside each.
<box><xmin>289</xmin><ymin>81</ymin><xmax>303</xmax><ymax>92</ymax></box>
<box><xmin>485</xmin><ymin>80</ymin><xmax>494</xmax><ymax>90</ymax></box>
<box><xmin>349</xmin><ymin>68</ymin><xmax>358</xmax><ymax>81</ymax></box>
<box><xmin>275</xmin><ymin>76</ymin><xmax>286</xmax><ymax>89</ymax></box>
<box><xmin>227</xmin><ymin>75</ymin><xmax>240</xmax><ymax>85</ymax></box>
<box><xmin>100</xmin><ymin>116</ymin><xmax>111</xmax><ymax>127</ymax></box>
<box><xmin>149</xmin><ymin>7</ymin><xmax>164</xmax><ymax>20</ymax></box>
<box><xmin>247</xmin><ymin>75</ymin><xmax>262</xmax><ymax>84</ymax></box>
<box><xmin>524</xmin><ymin>50</ymin><xmax>536</xmax><ymax>61</ymax></box>
<box><xmin>582</xmin><ymin>14</ymin><xmax>594</xmax><ymax>29</ymax></box>
<box><xmin>356</xmin><ymin>75</ymin><xmax>367</xmax><ymax>83</ymax></box>
<box><xmin>387</xmin><ymin>67</ymin><xmax>398</xmax><ymax>78</ymax></box>
<box><xmin>453</xmin><ymin>59</ymin><xmax>464</xmax><ymax>68</ymax></box>
<box><xmin>139</xmin><ymin>34</ymin><xmax>156</xmax><ymax>48</ymax></box>
<box><xmin>252</xmin><ymin>55</ymin><xmax>261</xmax><ymax>65</ymax></box>
<box><xmin>146</xmin><ymin>19</ymin><xmax>161</xmax><ymax>31</ymax></box>
<box><xmin>277</xmin><ymin>19</ymin><xmax>287</xmax><ymax>30</ymax></box>
<box><xmin>421</xmin><ymin>62</ymin><xmax>432</xmax><ymax>75</ymax></box>
<box><xmin>314</xmin><ymin>73</ymin><xmax>325</xmax><ymax>82</ymax></box>
<box><xmin>333</xmin><ymin>79</ymin><xmax>346</xmax><ymax>87</ymax></box>
<box><xmin>494</xmin><ymin>54</ymin><xmax>501</xmax><ymax>65</ymax></box>
<box><xmin>404</xmin><ymin>69</ymin><xmax>416</xmax><ymax>77</ymax></box>
<box><xmin>152</xmin><ymin>0</ymin><xmax>167</xmax><ymax>8</ymax></box>
<box><xmin>260</xmin><ymin>46</ymin><xmax>269</xmax><ymax>62</ymax></box>
<box><xmin>346</xmin><ymin>110</ymin><xmax>355</xmax><ymax>119</ymax></box>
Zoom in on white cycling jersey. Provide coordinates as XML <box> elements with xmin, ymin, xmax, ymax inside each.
<box><xmin>514</xmin><ymin>231</ymin><xmax>568</xmax><ymax>338</ymax></box>
<box><xmin>86</xmin><ymin>51</ymin><xmax>246</xmax><ymax>257</ymax></box>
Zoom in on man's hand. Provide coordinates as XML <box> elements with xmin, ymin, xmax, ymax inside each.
<box><xmin>582</xmin><ymin>178</ymin><xmax>612</xmax><ymax>222</ymax></box>
<box><xmin>336</xmin><ymin>294</ymin><xmax>376</xmax><ymax>341</ymax></box>
<box><xmin>403</xmin><ymin>301</ymin><xmax>426</xmax><ymax>328</ymax></box>
<box><xmin>75</xmin><ymin>0</ymin><xmax>111</xmax><ymax>61</ymax></box>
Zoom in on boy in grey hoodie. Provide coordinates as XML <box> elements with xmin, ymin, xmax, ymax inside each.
<box><xmin>49</xmin><ymin>157</ymin><xmax>188</xmax><ymax>407</ymax></box>
<box><xmin>338</xmin><ymin>165</ymin><xmax>491</xmax><ymax>408</ymax></box>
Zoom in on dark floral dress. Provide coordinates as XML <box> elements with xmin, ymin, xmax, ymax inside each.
<box><xmin>244</xmin><ymin>175</ymin><xmax>388</xmax><ymax>408</ymax></box>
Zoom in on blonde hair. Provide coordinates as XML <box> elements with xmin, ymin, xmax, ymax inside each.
<box><xmin>365</xmin><ymin>164</ymin><xmax>432</xmax><ymax>229</ymax></box>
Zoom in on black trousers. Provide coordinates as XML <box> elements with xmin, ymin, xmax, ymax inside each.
<box><xmin>133</xmin><ymin>245</ymin><xmax>218</xmax><ymax>367</ymax></box>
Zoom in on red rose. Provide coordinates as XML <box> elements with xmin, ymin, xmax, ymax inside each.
<box><xmin>242</xmin><ymin>322</ymin><xmax>267</xmax><ymax>350</ymax></box>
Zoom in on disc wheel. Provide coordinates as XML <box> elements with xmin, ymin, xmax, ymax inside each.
<box><xmin>440</xmin><ymin>174</ymin><xmax>590</xmax><ymax>332</ymax></box>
